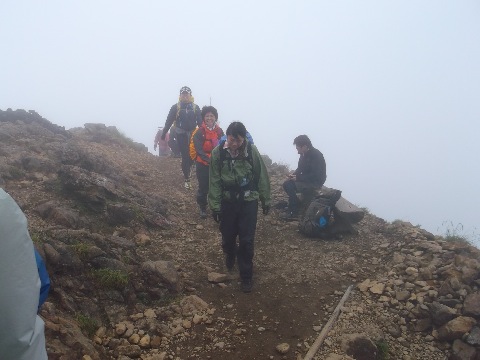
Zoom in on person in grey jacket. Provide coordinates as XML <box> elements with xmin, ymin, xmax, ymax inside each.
<box><xmin>0</xmin><ymin>189</ymin><xmax>48</xmax><ymax>360</ymax></box>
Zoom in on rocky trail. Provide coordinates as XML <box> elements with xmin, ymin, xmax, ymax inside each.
<box><xmin>1</xmin><ymin>109</ymin><xmax>479</xmax><ymax>360</ymax></box>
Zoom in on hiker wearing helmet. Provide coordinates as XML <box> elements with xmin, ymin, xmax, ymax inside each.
<box><xmin>208</xmin><ymin>121</ymin><xmax>271</xmax><ymax>293</ymax></box>
<box><xmin>282</xmin><ymin>135</ymin><xmax>326</xmax><ymax>220</ymax></box>
<box><xmin>160</xmin><ymin>86</ymin><xmax>202</xmax><ymax>189</ymax></box>
<box><xmin>192</xmin><ymin>106</ymin><xmax>224</xmax><ymax>219</ymax></box>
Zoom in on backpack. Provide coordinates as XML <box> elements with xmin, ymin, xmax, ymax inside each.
<box><xmin>189</xmin><ymin>128</ymin><xmax>200</xmax><ymax>160</ymax></box>
<box><xmin>218</xmin><ymin>139</ymin><xmax>259</xmax><ymax>194</ymax></box>
<box><xmin>298</xmin><ymin>189</ymin><xmax>342</xmax><ymax>238</ymax></box>
<box><xmin>174</xmin><ymin>102</ymin><xmax>197</xmax><ymax>131</ymax></box>
<box><xmin>189</xmin><ymin>127</ymin><xmax>223</xmax><ymax>161</ymax></box>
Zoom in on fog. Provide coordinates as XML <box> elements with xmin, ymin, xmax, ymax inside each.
<box><xmin>1</xmin><ymin>1</ymin><xmax>479</xmax><ymax>246</ymax></box>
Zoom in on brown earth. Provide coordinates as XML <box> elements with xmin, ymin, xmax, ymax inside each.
<box><xmin>1</xmin><ymin>109</ymin><xmax>479</xmax><ymax>360</ymax></box>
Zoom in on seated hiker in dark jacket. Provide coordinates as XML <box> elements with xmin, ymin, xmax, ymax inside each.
<box><xmin>283</xmin><ymin>134</ymin><xmax>326</xmax><ymax>219</ymax></box>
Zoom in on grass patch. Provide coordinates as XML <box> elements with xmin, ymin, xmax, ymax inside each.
<box><xmin>91</xmin><ymin>268</ymin><xmax>129</xmax><ymax>290</ymax></box>
<box><xmin>7</xmin><ymin>166</ymin><xmax>25</xmax><ymax>179</ymax></box>
<box><xmin>72</xmin><ymin>242</ymin><xmax>90</xmax><ymax>259</ymax></box>
<box><xmin>376</xmin><ymin>339</ymin><xmax>389</xmax><ymax>360</ymax></box>
<box><xmin>75</xmin><ymin>313</ymin><xmax>98</xmax><ymax>337</ymax></box>
<box><xmin>30</xmin><ymin>230</ymin><xmax>48</xmax><ymax>244</ymax></box>
<box><xmin>439</xmin><ymin>221</ymin><xmax>473</xmax><ymax>246</ymax></box>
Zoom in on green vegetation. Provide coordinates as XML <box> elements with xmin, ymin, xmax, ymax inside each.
<box><xmin>91</xmin><ymin>268</ymin><xmax>129</xmax><ymax>289</ymax></box>
<box><xmin>7</xmin><ymin>166</ymin><xmax>25</xmax><ymax>179</ymax></box>
<box><xmin>132</xmin><ymin>205</ymin><xmax>144</xmax><ymax>221</ymax></box>
<box><xmin>72</xmin><ymin>242</ymin><xmax>90</xmax><ymax>259</ymax></box>
<box><xmin>375</xmin><ymin>339</ymin><xmax>389</xmax><ymax>360</ymax></box>
<box><xmin>440</xmin><ymin>221</ymin><xmax>474</xmax><ymax>246</ymax></box>
<box><xmin>75</xmin><ymin>313</ymin><xmax>98</xmax><ymax>337</ymax></box>
<box><xmin>30</xmin><ymin>230</ymin><xmax>48</xmax><ymax>244</ymax></box>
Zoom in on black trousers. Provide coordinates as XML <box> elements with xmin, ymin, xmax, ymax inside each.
<box><xmin>195</xmin><ymin>162</ymin><xmax>209</xmax><ymax>210</ymax></box>
<box><xmin>220</xmin><ymin>200</ymin><xmax>258</xmax><ymax>281</ymax></box>
<box><xmin>283</xmin><ymin>179</ymin><xmax>321</xmax><ymax>213</ymax></box>
<box><xmin>176</xmin><ymin>132</ymin><xmax>193</xmax><ymax>180</ymax></box>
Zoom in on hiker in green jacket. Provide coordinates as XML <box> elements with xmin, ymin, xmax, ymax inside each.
<box><xmin>208</xmin><ymin>121</ymin><xmax>271</xmax><ymax>293</ymax></box>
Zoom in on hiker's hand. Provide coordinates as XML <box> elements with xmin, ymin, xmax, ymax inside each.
<box><xmin>154</xmin><ymin>143</ymin><xmax>157</xmax><ymax>151</ymax></box>
<box><xmin>212</xmin><ymin>211</ymin><xmax>222</xmax><ymax>223</ymax></box>
<box><xmin>262</xmin><ymin>205</ymin><xmax>270</xmax><ymax>216</ymax></box>
<box><xmin>160</xmin><ymin>132</ymin><xmax>166</xmax><ymax>140</ymax></box>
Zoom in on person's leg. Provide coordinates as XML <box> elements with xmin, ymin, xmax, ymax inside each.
<box><xmin>220</xmin><ymin>201</ymin><xmax>239</xmax><ymax>271</ymax></box>
<box><xmin>237</xmin><ymin>200</ymin><xmax>258</xmax><ymax>291</ymax></box>
<box><xmin>168</xmin><ymin>130</ymin><xmax>180</xmax><ymax>156</ymax></box>
<box><xmin>176</xmin><ymin>133</ymin><xmax>192</xmax><ymax>183</ymax></box>
<box><xmin>282</xmin><ymin>179</ymin><xmax>299</xmax><ymax>214</ymax></box>
<box><xmin>196</xmin><ymin>163</ymin><xmax>209</xmax><ymax>217</ymax></box>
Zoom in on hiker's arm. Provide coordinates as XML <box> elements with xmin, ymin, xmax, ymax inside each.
<box><xmin>162</xmin><ymin>105</ymin><xmax>177</xmax><ymax>137</ymax></box>
<box><xmin>252</xmin><ymin>145</ymin><xmax>271</xmax><ymax>207</ymax></box>
<box><xmin>193</xmin><ymin>130</ymin><xmax>209</xmax><ymax>163</ymax></box>
<box><xmin>208</xmin><ymin>148</ymin><xmax>222</xmax><ymax>212</ymax></box>
<box><xmin>195</xmin><ymin>105</ymin><xmax>202</xmax><ymax>127</ymax></box>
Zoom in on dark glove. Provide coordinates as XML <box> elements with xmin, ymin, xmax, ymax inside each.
<box><xmin>212</xmin><ymin>211</ymin><xmax>222</xmax><ymax>223</ymax></box>
<box><xmin>262</xmin><ymin>205</ymin><xmax>270</xmax><ymax>215</ymax></box>
<box><xmin>160</xmin><ymin>131</ymin><xmax>166</xmax><ymax>140</ymax></box>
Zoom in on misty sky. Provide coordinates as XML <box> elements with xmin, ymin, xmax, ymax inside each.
<box><xmin>1</xmin><ymin>1</ymin><xmax>479</xmax><ymax>245</ymax></box>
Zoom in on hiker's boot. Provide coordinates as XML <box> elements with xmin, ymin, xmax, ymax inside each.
<box><xmin>241</xmin><ymin>279</ymin><xmax>253</xmax><ymax>293</ymax></box>
<box><xmin>199</xmin><ymin>208</ymin><xmax>207</xmax><ymax>219</ymax></box>
<box><xmin>184</xmin><ymin>180</ymin><xmax>191</xmax><ymax>189</ymax></box>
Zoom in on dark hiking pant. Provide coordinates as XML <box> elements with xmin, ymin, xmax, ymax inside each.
<box><xmin>283</xmin><ymin>179</ymin><xmax>321</xmax><ymax>214</ymax></box>
<box><xmin>195</xmin><ymin>162</ymin><xmax>209</xmax><ymax>210</ymax></box>
<box><xmin>220</xmin><ymin>200</ymin><xmax>258</xmax><ymax>281</ymax></box>
<box><xmin>176</xmin><ymin>132</ymin><xmax>193</xmax><ymax>180</ymax></box>
<box><xmin>168</xmin><ymin>130</ymin><xmax>180</xmax><ymax>156</ymax></box>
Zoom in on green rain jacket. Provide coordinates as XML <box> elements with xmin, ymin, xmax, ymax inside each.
<box><xmin>208</xmin><ymin>141</ymin><xmax>271</xmax><ymax>212</ymax></box>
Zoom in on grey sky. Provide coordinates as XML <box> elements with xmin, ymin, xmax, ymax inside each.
<box><xmin>1</xmin><ymin>1</ymin><xmax>479</xmax><ymax>245</ymax></box>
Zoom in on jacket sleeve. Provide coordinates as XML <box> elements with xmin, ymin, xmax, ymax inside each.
<box><xmin>208</xmin><ymin>146</ymin><xmax>223</xmax><ymax>212</ymax></box>
<box><xmin>195</xmin><ymin>105</ymin><xmax>202</xmax><ymax>127</ymax></box>
<box><xmin>0</xmin><ymin>189</ymin><xmax>48</xmax><ymax>360</ymax></box>
<box><xmin>162</xmin><ymin>104</ymin><xmax>177</xmax><ymax>136</ymax></box>
<box><xmin>193</xmin><ymin>129</ymin><xmax>209</xmax><ymax>164</ymax></box>
<box><xmin>252</xmin><ymin>145</ymin><xmax>271</xmax><ymax>207</ymax></box>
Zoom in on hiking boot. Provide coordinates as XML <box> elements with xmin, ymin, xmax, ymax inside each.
<box><xmin>241</xmin><ymin>279</ymin><xmax>253</xmax><ymax>293</ymax></box>
<box><xmin>199</xmin><ymin>208</ymin><xmax>207</xmax><ymax>219</ymax></box>
<box><xmin>184</xmin><ymin>180</ymin><xmax>191</xmax><ymax>189</ymax></box>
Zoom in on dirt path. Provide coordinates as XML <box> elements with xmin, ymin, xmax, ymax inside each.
<box><xmin>136</xmin><ymin>155</ymin><xmax>388</xmax><ymax>359</ymax></box>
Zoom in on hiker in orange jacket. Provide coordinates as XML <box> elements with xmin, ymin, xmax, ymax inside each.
<box><xmin>192</xmin><ymin>106</ymin><xmax>224</xmax><ymax>218</ymax></box>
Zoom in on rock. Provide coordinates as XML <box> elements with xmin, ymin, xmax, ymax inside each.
<box><xmin>465</xmin><ymin>326</ymin><xmax>480</xmax><ymax>346</ymax></box>
<box><xmin>451</xmin><ymin>339</ymin><xmax>477</xmax><ymax>360</ymax></box>
<box><xmin>207</xmin><ymin>272</ymin><xmax>229</xmax><ymax>283</ymax></box>
<box><xmin>369</xmin><ymin>282</ymin><xmax>385</xmax><ymax>295</ymax></box>
<box><xmin>341</xmin><ymin>334</ymin><xmax>378</xmax><ymax>360</ymax></box>
<box><xmin>134</xmin><ymin>233</ymin><xmax>151</xmax><ymax>246</ymax></box>
<box><xmin>180</xmin><ymin>295</ymin><xmax>209</xmax><ymax>314</ymax></box>
<box><xmin>463</xmin><ymin>293</ymin><xmax>480</xmax><ymax>316</ymax></box>
<box><xmin>139</xmin><ymin>334</ymin><xmax>151</xmax><ymax>348</ymax></box>
<box><xmin>141</xmin><ymin>260</ymin><xmax>181</xmax><ymax>292</ymax></box>
<box><xmin>437</xmin><ymin>316</ymin><xmax>477</xmax><ymax>341</ymax></box>
<box><xmin>429</xmin><ymin>302</ymin><xmax>457</xmax><ymax>326</ymax></box>
<box><xmin>275</xmin><ymin>342</ymin><xmax>290</xmax><ymax>354</ymax></box>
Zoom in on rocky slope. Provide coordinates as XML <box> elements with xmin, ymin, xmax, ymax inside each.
<box><xmin>1</xmin><ymin>108</ymin><xmax>479</xmax><ymax>360</ymax></box>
